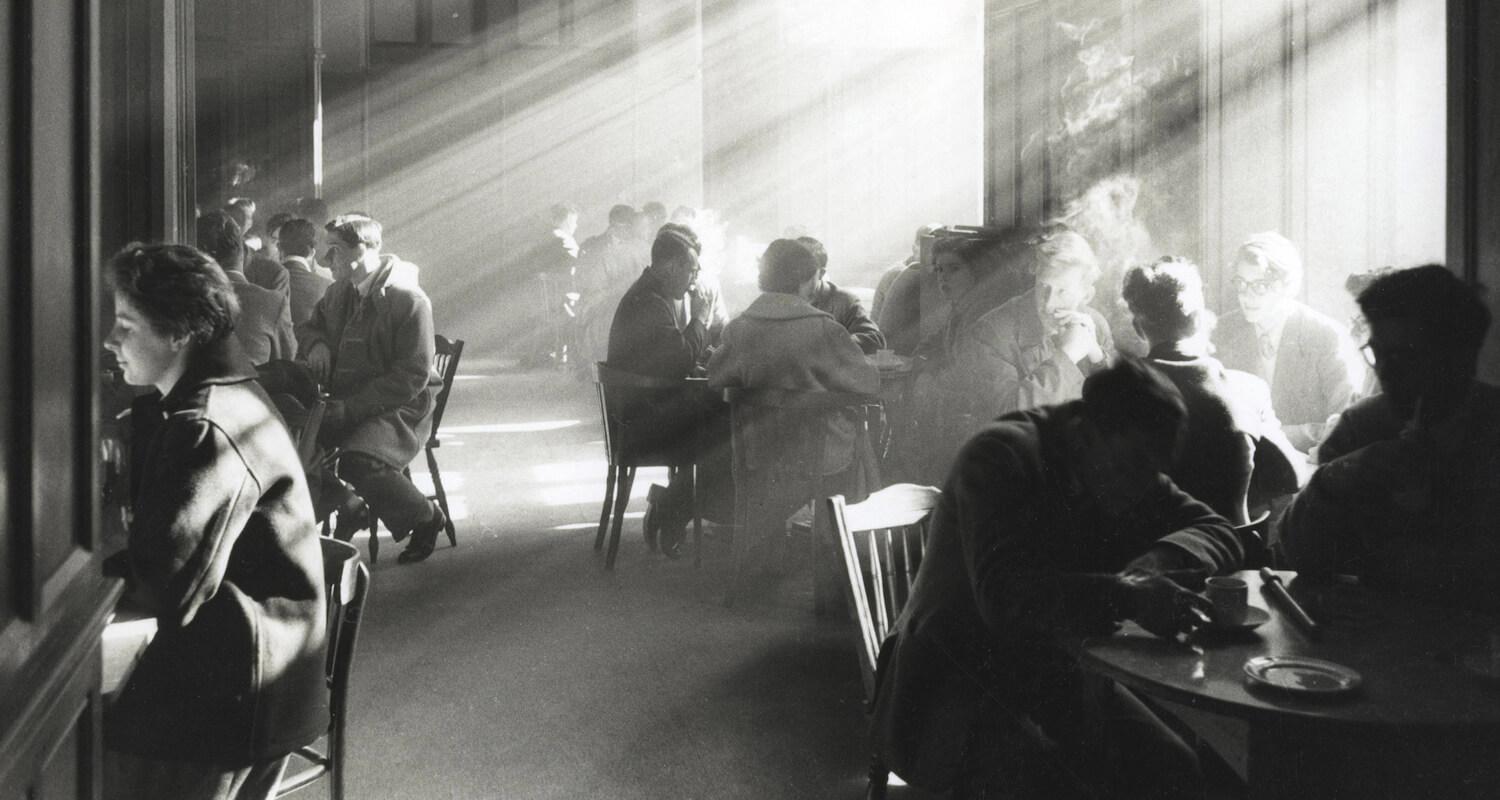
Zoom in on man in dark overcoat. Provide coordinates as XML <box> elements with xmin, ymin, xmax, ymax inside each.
<box><xmin>872</xmin><ymin>359</ymin><xmax>1243</xmax><ymax>799</ymax></box>
<box><xmin>298</xmin><ymin>213</ymin><xmax>446</xmax><ymax>563</ymax></box>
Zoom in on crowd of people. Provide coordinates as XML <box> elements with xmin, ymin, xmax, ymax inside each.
<box><xmin>596</xmin><ymin>212</ymin><xmax>1497</xmax><ymax>798</ymax></box>
<box><xmin>98</xmin><ymin>184</ymin><xmax>1497</xmax><ymax>798</ymax></box>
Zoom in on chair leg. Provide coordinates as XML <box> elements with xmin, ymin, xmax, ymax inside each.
<box><xmin>426</xmin><ymin>446</ymin><xmax>456</xmax><ymax>548</ymax></box>
<box><xmin>366</xmin><ymin>516</ymin><xmax>379</xmax><ymax>564</ymax></box>
<box><xmin>690</xmin><ymin>464</ymin><xmax>703</xmax><ymax>569</ymax></box>
<box><xmin>605</xmin><ymin>466</ymin><xmax>635</xmax><ymax>570</ymax></box>
<box><xmin>867</xmin><ymin>753</ymin><xmax>889</xmax><ymax>800</ymax></box>
<box><xmin>595</xmin><ymin>464</ymin><xmax>618</xmax><ymax>552</ymax></box>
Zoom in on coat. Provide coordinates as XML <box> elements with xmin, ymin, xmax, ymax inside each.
<box><xmin>960</xmin><ymin>289</ymin><xmax>1113</xmax><ymax>418</ymax></box>
<box><xmin>1147</xmin><ymin>348</ymin><xmax>1305</xmax><ymax>522</ymax></box>
<box><xmin>871</xmin><ymin>403</ymin><xmax>1240</xmax><ymax>790</ymax></box>
<box><xmin>283</xmin><ymin>255</ymin><xmax>334</xmax><ymax>327</ymax></box>
<box><xmin>607</xmin><ymin>268</ymin><xmax>710</xmax><ymax>380</ymax></box>
<box><xmin>226</xmin><ymin>269</ymin><xmax>296</xmax><ymax>366</ymax></box>
<box><xmin>1282</xmin><ymin>381</ymin><xmax>1500</xmax><ymax>614</ymax></box>
<box><xmin>296</xmin><ymin>254</ymin><xmax>442</xmax><ymax>469</ymax></box>
<box><xmin>105</xmin><ymin>336</ymin><xmax>328</xmax><ymax>765</ymax></box>
<box><xmin>707</xmin><ymin>292</ymin><xmax>879</xmax><ymax>473</ymax></box>
<box><xmin>1214</xmin><ymin>301</ymin><xmax>1363</xmax><ymax>451</ymax></box>
<box><xmin>810</xmin><ymin>279</ymin><xmax>886</xmax><ymax>355</ymax></box>
<box><xmin>244</xmin><ymin>254</ymin><xmax>290</xmax><ymax>295</ymax></box>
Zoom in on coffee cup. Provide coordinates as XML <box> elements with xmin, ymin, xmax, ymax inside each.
<box><xmin>1205</xmin><ymin>576</ymin><xmax>1249</xmax><ymax>626</ymax></box>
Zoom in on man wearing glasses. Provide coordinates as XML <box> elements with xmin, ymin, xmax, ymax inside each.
<box><xmin>1212</xmin><ymin>232</ymin><xmax>1363</xmax><ymax>451</ymax></box>
<box><xmin>1281</xmin><ymin>265</ymin><xmax>1500</xmax><ymax>614</ymax></box>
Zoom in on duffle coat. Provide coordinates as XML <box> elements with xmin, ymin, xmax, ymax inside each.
<box><xmin>297</xmin><ymin>254</ymin><xmax>442</xmax><ymax>469</ymax></box>
<box><xmin>106</xmin><ymin>337</ymin><xmax>328</xmax><ymax>765</ymax></box>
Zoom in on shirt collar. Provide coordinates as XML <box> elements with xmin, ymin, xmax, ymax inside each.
<box><xmin>284</xmin><ymin>255</ymin><xmax>313</xmax><ymax>272</ymax></box>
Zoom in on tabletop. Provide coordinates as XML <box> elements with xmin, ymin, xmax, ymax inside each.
<box><xmin>1078</xmin><ymin>570</ymin><xmax>1500</xmax><ymax>731</ymax></box>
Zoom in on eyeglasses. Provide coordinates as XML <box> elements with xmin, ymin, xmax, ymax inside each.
<box><xmin>1231</xmin><ymin>276</ymin><xmax>1281</xmax><ymax>296</ymax></box>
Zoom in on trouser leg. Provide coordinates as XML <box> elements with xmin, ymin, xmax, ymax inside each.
<box><xmin>338</xmin><ymin>453</ymin><xmax>435</xmax><ymax>536</ymax></box>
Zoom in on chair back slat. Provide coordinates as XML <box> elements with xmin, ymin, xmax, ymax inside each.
<box><xmin>821</xmin><ymin>483</ymin><xmax>941</xmax><ymax>704</ymax></box>
<box><xmin>284</xmin><ymin>539</ymin><xmax>368</xmax><ymax>799</ymax></box>
<box><xmin>427</xmin><ymin>335</ymin><xmax>465</xmax><ymax>445</ymax></box>
<box><xmin>594</xmin><ymin>362</ymin><xmax>710</xmax><ymax>466</ymax></box>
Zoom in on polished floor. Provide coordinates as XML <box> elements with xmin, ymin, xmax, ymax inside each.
<box><xmin>333</xmin><ymin>361</ymin><xmax>886</xmax><ymax>799</ymax></box>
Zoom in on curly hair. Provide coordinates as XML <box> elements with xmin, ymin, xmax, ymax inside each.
<box><xmin>1121</xmin><ymin>256</ymin><xmax>1210</xmax><ymax>344</ymax></box>
<box><xmin>107</xmin><ymin>242</ymin><xmax>239</xmax><ymax>345</ymax></box>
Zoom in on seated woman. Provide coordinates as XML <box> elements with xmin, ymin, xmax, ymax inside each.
<box><xmin>903</xmin><ymin>233</ymin><xmax>1033</xmax><ymax>482</ymax></box>
<box><xmin>708</xmin><ymin>239</ymin><xmax>879</xmax><ymax>583</ymax></box>
<box><xmin>101</xmin><ymin>243</ymin><xmax>328</xmax><ymax>800</ymax></box>
<box><xmin>1122</xmin><ymin>256</ymin><xmax>1304</xmax><ymax>525</ymax></box>
<box><xmin>1212</xmin><ymin>232</ymin><xmax>1364</xmax><ymax>451</ymax></box>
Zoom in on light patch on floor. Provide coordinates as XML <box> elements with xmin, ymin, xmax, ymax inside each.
<box><xmin>441</xmin><ymin>420</ymin><xmax>580</xmax><ymax>435</ymax></box>
<box><xmin>552</xmin><ymin>512</ymin><xmax>643</xmax><ymax>530</ymax></box>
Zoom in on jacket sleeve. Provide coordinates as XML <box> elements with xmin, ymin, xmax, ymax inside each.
<box><xmin>818</xmin><ymin>321</ymin><xmax>880</xmax><ymax>395</ymax></box>
<box><xmin>955</xmin><ymin>430</ymin><xmax>1126</xmax><ymax>635</ymax></box>
<box><xmin>611</xmin><ymin>291</ymin><xmax>706</xmax><ymax>377</ymax></box>
<box><xmin>272</xmin><ymin>293</ymin><xmax>296</xmax><ymax>362</ymax></box>
<box><xmin>126</xmin><ymin>417</ymin><xmax>258</xmax><ymax>630</ymax></box>
<box><xmin>342</xmin><ymin>293</ymin><xmax>436</xmax><ymax>420</ymax></box>
<box><xmin>960</xmin><ymin>432</ymin><xmax>1240</xmax><ymax>637</ymax></box>
<box><xmin>705</xmin><ymin>327</ymin><xmax>738</xmax><ymax>389</ymax></box>
<box><xmin>840</xmin><ymin>296</ymin><xmax>886</xmax><ymax>355</ymax></box>
<box><xmin>296</xmin><ymin>290</ymin><xmax>334</xmax><ymax>360</ymax></box>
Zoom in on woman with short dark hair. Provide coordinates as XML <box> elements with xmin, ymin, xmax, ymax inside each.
<box><xmin>102</xmin><ymin>242</ymin><xmax>328</xmax><ymax>800</ymax></box>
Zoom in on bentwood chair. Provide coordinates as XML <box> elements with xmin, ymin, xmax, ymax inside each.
<box><xmin>349</xmin><ymin>334</ymin><xmax>463</xmax><ymax>564</ymax></box>
<box><xmin>723</xmin><ymin>387</ymin><xmax>879</xmax><ymax>609</ymax></box>
<box><xmin>593</xmin><ymin>362</ymin><xmax>710</xmax><ymax>569</ymax></box>
<box><xmin>275</xmin><ymin>537</ymin><xmax>370</xmax><ymax>800</ymax></box>
<box><xmin>821</xmin><ymin>484</ymin><xmax>940</xmax><ymax>799</ymax></box>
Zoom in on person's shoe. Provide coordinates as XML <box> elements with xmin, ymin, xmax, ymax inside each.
<box><xmin>642</xmin><ymin>484</ymin><xmax>667</xmax><ymax>552</ymax></box>
<box><xmin>397</xmin><ymin>503</ymin><xmax>446</xmax><ymax>564</ymax></box>
<box><xmin>331</xmin><ymin>498</ymin><xmax>370</xmax><ymax>543</ymax></box>
<box><xmin>659</xmin><ymin>520</ymin><xmax>688</xmax><ymax>559</ymax></box>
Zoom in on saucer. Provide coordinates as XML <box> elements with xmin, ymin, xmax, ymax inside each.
<box><xmin>1244</xmin><ymin>656</ymin><xmax>1362</xmax><ymax>695</ymax></box>
<box><xmin>1199</xmin><ymin>606</ymin><xmax>1270</xmax><ymax>633</ymax></box>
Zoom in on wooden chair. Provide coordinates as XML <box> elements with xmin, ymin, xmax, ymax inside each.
<box><xmin>275</xmin><ymin>537</ymin><xmax>371</xmax><ymax>800</ymax></box>
<box><xmin>348</xmin><ymin>334</ymin><xmax>463</xmax><ymax>564</ymax></box>
<box><xmin>723</xmin><ymin>387</ymin><xmax>879</xmax><ymax>609</ymax></box>
<box><xmin>821</xmin><ymin>484</ymin><xmax>940</xmax><ymax>800</ymax></box>
<box><xmin>420</xmin><ymin>334</ymin><xmax>465</xmax><ymax>549</ymax></box>
<box><xmin>593</xmin><ymin>362</ymin><xmax>710</xmax><ymax>569</ymax></box>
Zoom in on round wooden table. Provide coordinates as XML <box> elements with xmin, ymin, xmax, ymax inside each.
<box><xmin>1079</xmin><ymin>570</ymin><xmax>1500</xmax><ymax>798</ymax></box>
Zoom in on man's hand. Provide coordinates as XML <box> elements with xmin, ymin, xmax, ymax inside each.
<box><xmin>1117</xmin><ymin>570</ymin><xmax>1213</xmax><ymax>641</ymax></box>
<box><xmin>688</xmin><ymin>283</ymin><xmax>712</xmax><ymax>325</ymax></box>
<box><xmin>1054</xmin><ymin>311</ymin><xmax>1101</xmax><ymax>364</ymax></box>
<box><xmin>304</xmin><ymin>342</ymin><xmax>332</xmax><ymax>384</ymax></box>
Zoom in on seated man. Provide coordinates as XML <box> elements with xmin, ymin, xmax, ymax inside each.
<box><xmin>605</xmin><ymin>223</ymin><xmax>722</xmax><ymax>555</ymax></box>
<box><xmin>876</xmin><ymin>225</ymin><xmax>949</xmax><ymax>356</ymax></box>
<box><xmin>1213</xmin><ymin>232</ymin><xmax>1363</xmax><ymax>451</ymax></box>
<box><xmin>1282</xmin><ymin>265</ymin><xmax>1500</xmax><ymax>613</ymax></box>
<box><xmin>1122</xmin><ymin>257</ymin><xmax>1305</xmax><ymax>524</ymax></box>
<box><xmin>245</xmin><ymin>210</ymin><xmax>294</xmax><ymax>294</ymax></box>
<box><xmin>796</xmin><ymin>236</ymin><xmax>885</xmax><ymax>355</ymax></box>
<box><xmin>872</xmin><ymin>359</ymin><xmax>1241</xmax><ymax>799</ymax></box>
<box><xmin>298</xmin><ymin>213</ymin><xmax>447</xmax><ymax>564</ymax></box>
<box><xmin>276</xmin><ymin>217</ymin><xmax>334</xmax><ymax>327</ymax></box>
<box><xmin>196</xmin><ymin>210</ymin><xmax>295</xmax><ymax>366</ymax></box>
<box><xmin>905</xmin><ymin>233</ymin><xmax>1033</xmax><ymax>481</ymax></box>
<box><xmin>708</xmin><ymin>239</ymin><xmax>879</xmax><ymax>581</ymax></box>
<box><xmin>962</xmin><ymin>228</ymin><xmax>1113</xmax><ymax>417</ymax></box>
